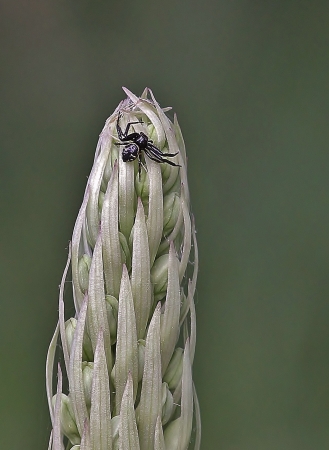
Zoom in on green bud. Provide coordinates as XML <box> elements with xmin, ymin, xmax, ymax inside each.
<box><xmin>151</xmin><ymin>253</ymin><xmax>169</xmax><ymax>300</ymax></box>
<box><xmin>82</xmin><ymin>328</ymin><xmax>94</xmax><ymax>361</ymax></box>
<box><xmin>65</xmin><ymin>318</ymin><xmax>77</xmax><ymax>355</ymax></box>
<box><xmin>135</xmin><ymin>168</ymin><xmax>149</xmax><ymax>207</ymax></box>
<box><xmin>82</xmin><ymin>362</ymin><xmax>94</xmax><ymax>409</ymax></box>
<box><xmin>65</xmin><ymin>317</ymin><xmax>94</xmax><ymax>361</ymax></box>
<box><xmin>163</xmin><ymin>192</ymin><xmax>181</xmax><ymax>236</ymax></box>
<box><xmin>163</xmin><ymin>347</ymin><xmax>184</xmax><ymax>390</ymax></box>
<box><xmin>163</xmin><ymin>417</ymin><xmax>183</xmax><ymax>450</ymax></box>
<box><xmin>119</xmin><ymin>231</ymin><xmax>131</xmax><ymax>272</ymax></box>
<box><xmin>162</xmin><ymin>155</ymin><xmax>180</xmax><ymax>196</ymax></box>
<box><xmin>52</xmin><ymin>393</ymin><xmax>80</xmax><ymax>445</ymax></box>
<box><xmin>105</xmin><ymin>294</ymin><xmax>119</xmax><ymax>344</ymax></box>
<box><xmin>161</xmin><ymin>382</ymin><xmax>174</xmax><ymax>425</ymax></box>
<box><xmin>78</xmin><ymin>254</ymin><xmax>91</xmax><ymax>293</ymax></box>
<box><xmin>98</xmin><ymin>190</ymin><xmax>105</xmax><ymax>212</ymax></box>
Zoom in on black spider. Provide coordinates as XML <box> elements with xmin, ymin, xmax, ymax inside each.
<box><xmin>115</xmin><ymin>114</ymin><xmax>180</xmax><ymax>176</ymax></box>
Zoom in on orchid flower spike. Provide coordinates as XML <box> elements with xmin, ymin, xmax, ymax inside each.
<box><xmin>46</xmin><ymin>88</ymin><xmax>201</xmax><ymax>450</ymax></box>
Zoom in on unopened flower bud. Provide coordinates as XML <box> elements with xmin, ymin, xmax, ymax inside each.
<box><xmin>105</xmin><ymin>294</ymin><xmax>119</xmax><ymax>344</ymax></box>
<box><xmin>163</xmin><ymin>192</ymin><xmax>181</xmax><ymax>236</ymax></box>
<box><xmin>135</xmin><ymin>168</ymin><xmax>149</xmax><ymax>205</ymax></box>
<box><xmin>163</xmin><ymin>347</ymin><xmax>184</xmax><ymax>390</ymax></box>
<box><xmin>82</xmin><ymin>362</ymin><xmax>93</xmax><ymax>409</ymax></box>
<box><xmin>161</xmin><ymin>382</ymin><xmax>174</xmax><ymax>425</ymax></box>
<box><xmin>65</xmin><ymin>318</ymin><xmax>77</xmax><ymax>355</ymax></box>
<box><xmin>151</xmin><ymin>253</ymin><xmax>169</xmax><ymax>300</ymax></box>
<box><xmin>52</xmin><ymin>393</ymin><xmax>80</xmax><ymax>445</ymax></box>
<box><xmin>78</xmin><ymin>254</ymin><xmax>91</xmax><ymax>293</ymax></box>
<box><xmin>98</xmin><ymin>190</ymin><xmax>105</xmax><ymax>211</ymax></box>
<box><xmin>119</xmin><ymin>232</ymin><xmax>131</xmax><ymax>272</ymax></box>
<box><xmin>65</xmin><ymin>317</ymin><xmax>93</xmax><ymax>361</ymax></box>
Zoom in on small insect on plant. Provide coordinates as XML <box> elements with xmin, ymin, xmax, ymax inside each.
<box><xmin>115</xmin><ymin>113</ymin><xmax>180</xmax><ymax>176</ymax></box>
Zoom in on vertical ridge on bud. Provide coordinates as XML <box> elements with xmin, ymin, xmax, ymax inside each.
<box><xmin>80</xmin><ymin>418</ymin><xmax>91</xmax><ymax>449</ymax></box>
<box><xmin>131</xmin><ymin>198</ymin><xmax>152</xmax><ymax>339</ymax></box>
<box><xmin>179</xmin><ymin>340</ymin><xmax>194</xmax><ymax>449</ymax></box>
<box><xmin>138</xmin><ymin>303</ymin><xmax>162</xmax><ymax>450</ymax></box>
<box><xmin>59</xmin><ymin>247</ymin><xmax>72</xmax><ymax>374</ymax></box>
<box><xmin>87</xmin><ymin>235</ymin><xmax>112</xmax><ymax>371</ymax></box>
<box><xmin>86</xmin><ymin>138</ymin><xmax>112</xmax><ymax>247</ymax></box>
<box><xmin>101</xmin><ymin>162</ymin><xmax>122</xmax><ymax>299</ymax></box>
<box><xmin>53</xmin><ymin>364</ymin><xmax>63</xmax><ymax>450</ymax></box>
<box><xmin>71</xmin><ymin>191</ymin><xmax>90</xmax><ymax>311</ymax></box>
<box><xmin>118</xmin><ymin>151</ymin><xmax>135</xmax><ymax>239</ymax></box>
<box><xmin>68</xmin><ymin>296</ymin><xmax>89</xmax><ymax>436</ymax></box>
<box><xmin>90</xmin><ymin>331</ymin><xmax>112</xmax><ymax>450</ymax></box>
<box><xmin>114</xmin><ymin>265</ymin><xmax>138</xmax><ymax>414</ymax></box>
<box><xmin>46</xmin><ymin>322</ymin><xmax>59</xmax><ymax>427</ymax></box>
<box><xmin>179</xmin><ymin>188</ymin><xmax>192</xmax><ymax>283</ymax></box>
<box><xmin>154</xmin><ymin>416</ymin><xmax>165</xmax><ymax>450</ymax></box>
<box><xmin>119</xmin><ymin>373</ymin><xmax>140</xmax><ymax>450</ymax></box>
<box><xmin>160</xmin><ymin>242</ymin><xmax>180</xmax><ymax>374</ymax></box>
<box><xmin>47</xmin><ymin>88</ymin><xmax>201</xmax><ymax>450</ymax></box>
<box><xmin>146</xmin><ymin>160</ymin><xmax>163</xmax><ymax>265</ymax></box>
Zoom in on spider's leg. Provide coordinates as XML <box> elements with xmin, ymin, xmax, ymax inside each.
<box><xmin>159</xmin><ymin>158</ymin><xmax>181</xmax><ymax>167</ymax></box>
<box><xmin>147</xmin><ymin>143</ymin><xmax>178</xmax><ymax>158</ymax></box>
<box><xmin>144</xmin><ymin>148</ymin><xmax>163</xmax><ymax>163</ymax></box>
<box><xmin>123</xmin><ymin>120</ymin><xmax>144</xmax><ymax>137</ymax></box>
<box><xmin>161</xmin><ymin>151</ymin><xmax>179</xmax><ymax>157</ymax></box>
<box><xmin>144</xmin><ymin>148</ymin><xmax>181</xmax><ymax>167</ymax></box>
<box><xmin>137</xmin><ymin>152</ymin><xmax>147</xmax><ymax>179</ymax></box>
<box><xmin>145</xmin><ymin>144</ymin><xmax>164</xmax><ymax>159</ymax></box>
<box><xmin>116</xmin><ymin>114</ymin><xmax>143</xmax><ymax>140</ymax></box>
<box><xmin>116</xmin><ymin>115</ymin><xmax>126</xmax><ymax>141</ymax></box>
<box><xmin>146</xmin><ymin>145</ymin><xmax>180</xmax><ymax>165</ymax></box>
<box><xmin>140</xmin><ymin>159</ymin><xmax>147</xmax><ymax>173</ymax></box>
<box><xmin>138</xmin><ymin>153</ymin><xmax>142</xmax><ymax>179</ymax></box>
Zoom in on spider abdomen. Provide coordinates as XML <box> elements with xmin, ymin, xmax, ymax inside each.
<box><xmin>122</xmin><ymin>143</ymin><xmax>139</xmax><ymax>162</ymax></box>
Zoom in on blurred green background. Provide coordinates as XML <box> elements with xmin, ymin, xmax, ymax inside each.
<box><xmin>1</xmin><ymin>1</ymin><xmax>329</xmax><ymax>449</ymax></box>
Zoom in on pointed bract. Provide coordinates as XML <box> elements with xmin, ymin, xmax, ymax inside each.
<box><xmin>114</xmin><ymin>265</ymin><xmax>138</xmax><ymax>414</ymax></box>
<box><xmin>154</xmin><ymin>416</ymin><xmax>166</xmax><ymax>450</ymax></box>
<box><xmin>138</xmin><ymin>304</ymin><xmax>162</xmax><ymax>450</ymax></box>
<box><xmin>119</xmin><ymin>373</ymin><xmax>140</xmax><ymax>450</ymax></box>
<box><xmin>131</xmin><ymin>198</ymin><xmax>152</xmax><ymax>339</ymax></box>
<box><xmin>68</xmin><ymin>296</ymin><xmax>89</xmax><ymax>436</ymax></box>
<box><xmin>160</xmin><ymin>242</ymin><xmax>181</xmax><ymax>374</ymax></box>
<box><xmin>90</xmin><ymin>332</ymin><xmax>112</xmax><ymax>450</ymax></box>
<box><xmin>102</xmin><ymin>163</ymin><xmax>122</xmax><ymax>299</ymax></box>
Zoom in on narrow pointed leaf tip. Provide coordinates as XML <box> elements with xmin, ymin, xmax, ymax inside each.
<box><xmin>47</xmin><ymin>88</ymin><xmax>200</xmax><ymax>449</ymax></box>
